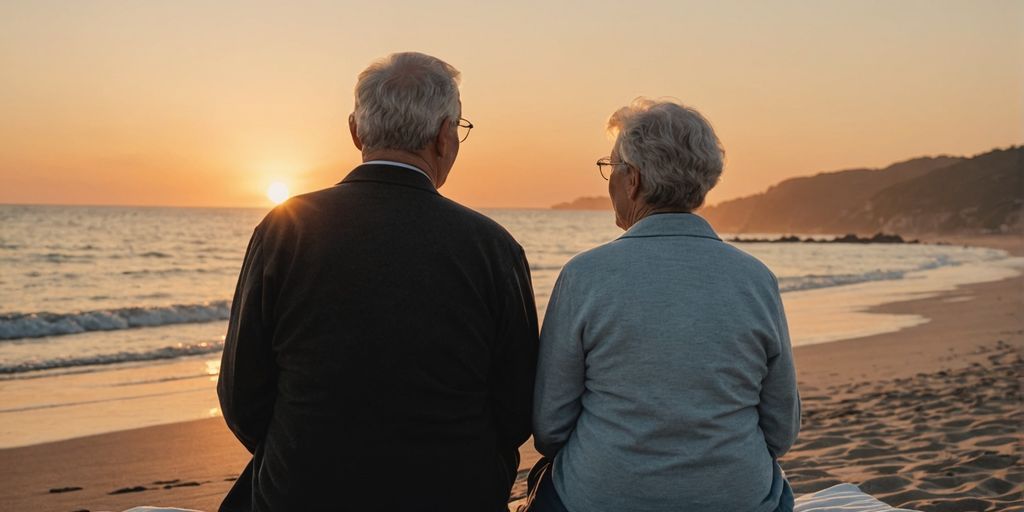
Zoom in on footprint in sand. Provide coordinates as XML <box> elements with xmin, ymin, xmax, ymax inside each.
<box><xmin>796</xmin><ymin>435</ymin><xmax>852</xmax><ymax>450</ymax></box>
<box><xmin>919</xmin><ymin>474</ymin><xmax>968</xmax><ymax>490</ymax></box>
<box><xmin>867</xmin><ymin>465</ymin><xmax>903</xmax><ymax>475</ymax></box>
<box><xmin>48</xmin><ymin>486</ymin><xmax>83</xmax><ymax>493</ymax></box>
<box><xmin>974</xmin><ymin>436</ymin><xmax>1017</xmax><ymax>447</ymax></box>
<box><xmin>163</xmin><ymin>481</ymin><xmax>201</xmax><ymax>489</ymax></box>
<box><xmin>844</xmin><ymin>446</ymin><xmax>892</xmax><ymax>460</ymax></box>
<box><xmin>975</xmin><ymin>476</ymin><xmax>1015</xmax><ymax>496</ymax></box>
<box><xmin>109</xmin><ymin>486</ymin><xmax>148</xmax><ymax>495</ymax></box>
<box><xmin>963</xmin><ymin>452</ymin><xmax>1019</xmax><ymax>470</ymax></box>
<box><xmin>904</xmin><ymin>497</ymin><xmax>995</xmax><ymax>512</ymax></box>
<box><xmin>859</xmin><ymin>475</ymin><xmax>913</xmax><ymax>495</ymax></box>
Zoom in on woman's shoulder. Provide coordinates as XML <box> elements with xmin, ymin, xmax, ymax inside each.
<box><xmin>564</xmin><ymin>237</ymin><xmax>781</xmax><ymax>296</ymax></box>
<box><xmin>560</xmin><ymin>238</ymin><xmax>632</xmax><ymax>274</ymax></box>
<box><xmin>716</xmin><ymin>242</ymin><xmax>780</xmax><ymax>287</ymax></box>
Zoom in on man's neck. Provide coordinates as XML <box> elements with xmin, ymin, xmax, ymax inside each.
<box><xmin>362</xmin><ymin>149</ymin><xmax>438</xmax><ymax>186</ymax></box>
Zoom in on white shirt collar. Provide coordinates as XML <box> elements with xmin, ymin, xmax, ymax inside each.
<box><xmin>362</xmin><ymin>160</ymin><xmax>432</xmax><ymax>181</ymax></box>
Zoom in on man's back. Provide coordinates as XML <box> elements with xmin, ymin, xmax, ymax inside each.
<box><xmin>219</xmin><ymin>164</ymin><xmax>539</xmax><ymax>511</ymax></box>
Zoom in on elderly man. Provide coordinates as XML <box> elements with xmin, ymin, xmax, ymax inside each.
<box><xmin>218</xmin><ymin>52</ymin><xmax>539</xmax><ymax>511</ymax></box>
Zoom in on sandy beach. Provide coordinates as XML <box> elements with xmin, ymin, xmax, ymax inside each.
<box><xmin>1</xmin><ymin>237</ymin><xmax>1020</xmax><ymax>512</ymax></box>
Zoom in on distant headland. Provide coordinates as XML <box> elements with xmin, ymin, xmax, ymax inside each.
<box><xmin>551</xmin><ymin>196</ymin><xmax>612</xmax><ymax>210</ymax></box>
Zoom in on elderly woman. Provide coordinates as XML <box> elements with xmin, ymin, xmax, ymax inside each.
<box><xmin>531</xmin><ymin>99</ymin><xmax>800</xmax><ymax>512</ymax></box>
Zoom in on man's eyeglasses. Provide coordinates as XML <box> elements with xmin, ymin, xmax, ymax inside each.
<box><xmin>457</xmin><ymin>117</ymin><xmax>473</xmax><ymax>142</ymax></box>
<box><xmin>595</xmin><ymin>157</ymin><xmax>630</xmax><ymax>180</ymax></box>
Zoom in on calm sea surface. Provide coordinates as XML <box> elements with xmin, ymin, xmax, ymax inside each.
<box><xmin>0</xmin><ymin>204</ymin><xmax>1010</xmax><ymax>377</ymax></box>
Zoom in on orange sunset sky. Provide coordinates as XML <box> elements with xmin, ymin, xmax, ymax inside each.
<box><xmin>1</xmin><ymin>0</ymin><xmax>1021</xmax><ymax>209</ymax></box>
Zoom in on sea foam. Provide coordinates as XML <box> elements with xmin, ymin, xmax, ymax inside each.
<box><xmin>0</xmin><ymin>301</ymin><xmax>230</xmax><ymax>340</ymax></box>
<box><xmin>0</xmin><ymin>340</ymin><xmax>224</xmax><ymax>374</ymax></box>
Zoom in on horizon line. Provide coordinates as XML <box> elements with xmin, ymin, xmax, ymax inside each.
<box><xmin>0</xmin><ymin>200</ymin><xmax>566</xmax><ymax>211</ymax></box>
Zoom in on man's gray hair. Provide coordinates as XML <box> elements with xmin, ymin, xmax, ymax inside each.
<box><xmin>608</xmin><ymin>98</ymin><xmax>724</xmax><ymax>211</ymax></box>
<box><xmin>353</xmin><ymin>52</ymin><xmax>462</xmax><ymax>152</ymax></box>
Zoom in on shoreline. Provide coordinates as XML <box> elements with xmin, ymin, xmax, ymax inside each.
<box><xmin>2</xmin><ymin>239</ymin><xmax>1013</xmax><ymax>450</ymax></box>
<box><xmin>1</xmin><ymin>236</ymin><xmax>1021</xmax><ymax>511</ymax></box>
<box><xmin>0</xmin><ymin>242</ymin><xmax>1016</xmax><ymax>450</ymax></box>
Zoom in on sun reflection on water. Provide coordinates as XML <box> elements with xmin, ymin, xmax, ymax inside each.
<box><xmin>205</xmin><ymin>359</ymin><xmax>220</xmax><ymax>381</ymax></box>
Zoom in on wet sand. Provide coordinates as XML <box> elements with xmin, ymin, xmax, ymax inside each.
<box><xmin>1</xmin><ymin>237</ymin><xmax>1020</xmax><ymax>512</ymax></box>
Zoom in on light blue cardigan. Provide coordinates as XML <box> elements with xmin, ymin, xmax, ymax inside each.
<box><xmin>533</xmin><ymin>213</ymin><xmax>800</xmax><ymax>512</ymax></box>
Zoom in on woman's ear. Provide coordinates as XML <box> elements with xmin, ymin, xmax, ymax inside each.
<box><xmin>348</xmin><ymin>114</ymin><xmax>363</xmax><ymax>150</ymax></box>
<box><xmin>627</xmin><ymin>166</ymin><xmax>642</xmax><ymax>201</ymax></box>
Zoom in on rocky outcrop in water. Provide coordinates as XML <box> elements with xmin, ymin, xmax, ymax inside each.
<box><xmin>728</xmin><ymin>233</ymin><xmax>921</xmax><ymax>244</ymax></box>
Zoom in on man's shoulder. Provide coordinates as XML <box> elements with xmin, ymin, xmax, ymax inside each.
<box><xmin>248</xmin><ymin>186</ymin><xmax>348</xmax><ymax>242</ymax></box>
<box><xmin>256</xmin><ymin>187</ymin><xmax>520</xmax><ymax>250</ymax></box>
<box><xmin>253</xmin><ymin>187</ymin><xmax>330</xmax><ymax>228</ymax></box>
<box><xmin>434</xmin><ymin>197</ymin><xmax>521</xmax><ymax>246</ymax></box>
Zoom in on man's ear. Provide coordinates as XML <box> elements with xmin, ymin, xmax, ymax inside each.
<box><xmin>434</xmin><ymin>118</ymin><xmax>452</xmax><ymax>157</ymax></box>
<box><xmin>349</xmin><ymin>114</ymin><xmax>363</xmax><ymax>150</ymax></box>
<box><xmin>627</xmin><ymin>166</ymin><xmax>642</xmax><ymax>201</ymax></box>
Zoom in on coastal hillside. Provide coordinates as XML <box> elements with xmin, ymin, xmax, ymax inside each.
<box><xmin>700</xmin><ymin>156</ymin><xmax>962</xmax><ymax>234</ymax></box>
<box><xmin>853</xmin><ymin>147</ymin><xmax>1023</xmax><ymax>234</ymax></box>
<box><xmin>701</xmin><ymin>147</ymin><xmax>1021</xmax><ymax>235</ymax></box>
<box><xmin>551</xmin><ymin>146</ymin><xmax>1022</xmax><ymax>235</ymax></box>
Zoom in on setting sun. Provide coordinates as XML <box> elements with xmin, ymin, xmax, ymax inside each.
<box><xmin>267</xmin><ymin>181</ymin><xmax>290</xmax><ymax>205</ymax></box>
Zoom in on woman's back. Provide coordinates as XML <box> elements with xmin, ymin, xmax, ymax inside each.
<box><xmin>534</xmin><ymin>213</ymin><xmax>799</xmax><ymax>512</ymax></box>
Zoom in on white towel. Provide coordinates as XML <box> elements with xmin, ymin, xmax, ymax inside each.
<box><xmin>122</xmin><ymin>508</ymin><xmax>201</xmax><ymax>512</ymax></box>
<box><xmin>795</xmin><ymin>483</ymin><xmax>918</xmax><ymax>512</ymax></box>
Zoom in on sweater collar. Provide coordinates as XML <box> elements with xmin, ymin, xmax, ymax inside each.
<box><xmin>617</xmin><ymin>212</ymin><xmax>722</xmax><ymax>241</ymax></box>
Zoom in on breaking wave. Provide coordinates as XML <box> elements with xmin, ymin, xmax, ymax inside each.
<box><xmin>0</xmin><ymin>301</ymin><xmax>230</xmax><ymax>341</ymax></box>
<box><xmin>0</xmin><ymin>341</ymin><xmax>224</xmax><ymax>375</ymax></box>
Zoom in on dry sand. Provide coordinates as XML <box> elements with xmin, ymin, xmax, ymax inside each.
<box><xmin>1</xmin><ymin>236</ymin><xmax>1020</xmax><ymax>512</ymax></box>
<box><xmin>786</xmin><ymin>340</ymin><xmax>1022</xmax><ymax>511</ymax></box>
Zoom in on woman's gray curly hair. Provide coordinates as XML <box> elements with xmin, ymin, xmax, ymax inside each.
<box><xmin>608</xmin><ymin>98</ymin><xmax>724</xmax><ymax>211</ymax></box>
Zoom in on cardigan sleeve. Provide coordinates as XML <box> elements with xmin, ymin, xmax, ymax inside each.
<box><xmin>757</xmin><ymin>285</ymin><xmax>801</xmax><ymax>457</ymax></box>
<box><xmin>533</xmin><ymin>267</ymin><xmax>586</xmax><ymax>457</ymax></box>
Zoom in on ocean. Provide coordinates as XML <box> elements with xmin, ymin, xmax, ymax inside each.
<box><xmin>0</xmin><ymin>204</ymin><xmax>1018</xmax><ymax>447</ymax></box>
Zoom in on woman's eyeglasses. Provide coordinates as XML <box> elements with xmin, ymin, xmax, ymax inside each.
<box><xmin>595</xmin><ymin>157</ymin><xmax>630</xmax><ymax>180</ymax></box>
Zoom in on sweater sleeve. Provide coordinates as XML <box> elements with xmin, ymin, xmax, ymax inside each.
<box><xmin>533</xmin><ymin>268</ymin><xmax>586</xmax><ymax>457</ymax></box>
<box><xmin>757</xmin><ymin>286</ymin><xmax>801</xmax><ymax>457</ymax></box>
